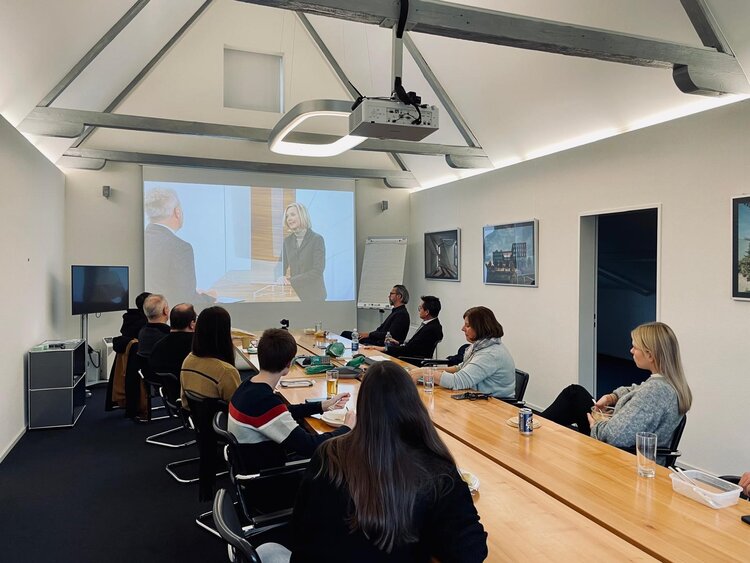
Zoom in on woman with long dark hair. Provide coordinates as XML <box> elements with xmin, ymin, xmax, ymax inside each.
<box><xmin>258</xmin><ymin>361</ymin><xmax>487</xmax><ymax>562</ymax></box>
<box><xmin>179</xmin><ymin>306</ymin><xmax>240</xmax><ymax>409</ymax></box>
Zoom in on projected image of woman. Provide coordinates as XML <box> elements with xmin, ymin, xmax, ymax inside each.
<box><xmin>281</xmin><ymin>202</ymin><xmax>327</xmax><ymax>301</ymax></box>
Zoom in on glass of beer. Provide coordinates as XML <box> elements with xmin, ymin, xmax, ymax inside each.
<box><xmin>326</xmin><ymin>369</ymin><xmax>339</xmax><ymax>399</ymax></box>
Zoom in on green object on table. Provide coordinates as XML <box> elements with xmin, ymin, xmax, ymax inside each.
<box><xmin>326</xmin><ymin>342</ymin><xmax>345</xmax><ymax>357</ymax></box>
<box><xmin>346</xmin><ymin>355</ymin><xmax>366</xmax><ymax>368</ymax></box>
<box><xmin>305</xmin><ymin>364</ymin><xmax>331</xmax><ymax>375</ymax></box>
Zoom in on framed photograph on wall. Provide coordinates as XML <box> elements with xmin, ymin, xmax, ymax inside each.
<box><xmin>732</xmin><ymin>195</ymin><xmax>750</xmax><ymax>300</ymax></box>
<box><xmin>424</xmin><ymin>229</ymin><xmax>460</xmax><ymax>281</ymax></box>
<box><xmin>483</xmin><ymin>220</ymin><xmax>538</xmax><ymax>287</ymax></box>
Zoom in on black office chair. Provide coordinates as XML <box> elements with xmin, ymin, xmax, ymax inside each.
<box><xmin>184</xmin><ymin>390</ymin><xmax>229</xmax><ymax>502</ymax></box>
<box><xmin>404</xmin><ymin>343</ymin><xmax>469</xmax><ymax>367</ymax></box>
<box><xmin>124</xmin><ymin>343</ymin><xmax>145</xmax><ymax>418</ymax></box>
<box><xmin>622</xmin><ymin>415</ymin><xmax>687</xmax><ymax>468</ymax></box>
<box><xmin>144</xmin><ymin>372</ymin><xmax>195</xmax><ymax>448</ymax></box>
<box><xmin>213</xmin><ymin>411</ymin><xmax>309</xmax><ymax>522</ymax></box>
<box><xmin>213</xmin><ymin>488</ymin><xmax>291</xmax><ymax>563</ymax></box>
<box><xmin>499</xmin><ymin>369</ymin><xmax>530</xmax><ymax>407</ymax></box>
<box><xmin>138</xmin><ymin>365</ymin><xmax>169</xmax><ymax>422</ymax></box>
<box><xmin>162</xmin><ymin>373</ymin><xmax>202</xmax><ymax>484</ymax></box>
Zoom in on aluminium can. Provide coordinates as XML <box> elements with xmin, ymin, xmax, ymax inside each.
<box><xmin>518</xmin><ymin>408</ymin><xmax>533</xmax><ymax>435</ymax></box>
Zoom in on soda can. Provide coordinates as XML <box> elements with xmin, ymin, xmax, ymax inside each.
<box><xmin>518</xmin><ymin>408</ymin><xmax>533</xmax><ymax>435</ymax></box>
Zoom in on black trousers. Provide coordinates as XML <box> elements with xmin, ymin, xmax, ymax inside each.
<box><xmin>541</xmin><ymin>384</ymin><xmax>594</xmax><ymax>435</ymax></box>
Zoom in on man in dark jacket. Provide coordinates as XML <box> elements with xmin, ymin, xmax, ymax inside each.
<box><xmin>370</xmin><ymin>295</ymin><xmax>443</xmax><ymax>360</ymax></box>
<box><xmin>137</xmin><ymin>294</ymin><xmax>170</xmax><ymax>359</ymax></box>
<box><xmin>343</xmin><ymin>285</ymin><xmax>410</xmax><ymax>346</ymax></box>
<box><xmin>148</xmin><ymin>303</ymin><xmax>196</xmax><ymax>377</ymax></box>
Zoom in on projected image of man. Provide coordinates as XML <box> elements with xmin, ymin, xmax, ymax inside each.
<box><xmin>280</xmin><ymin>202</ymin><xmax>326</xmax><ymax>301</ymax></box>
<box><xmin>144</xmin><ymin>188</ymin><xmax>215</xmax><ymax>307</ymax></box>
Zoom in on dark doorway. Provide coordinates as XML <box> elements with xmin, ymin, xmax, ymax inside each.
<box><xmin>595</xmin><ymin>208</ymin><xmax>658</xmax><ymax>397</ymax></box>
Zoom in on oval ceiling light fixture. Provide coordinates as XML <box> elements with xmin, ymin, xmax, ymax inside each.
<box><xmin>268</xmin><ymin>99</ymin><xmax>366</xmax><ymax>157</ymax></box>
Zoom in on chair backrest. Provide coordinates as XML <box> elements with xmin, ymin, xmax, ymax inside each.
<box><xmin>213</xmin><ymin>488</ymin><xmax>262</xmax><ymax>563</ymax></box>
<box><xmin>185</xmin><ymin>390</ymin><xmax>229</xmax><ymax>501</ymax></box>
<box><xmin>663</xmin><ymin>415</ymin><xmax>687</xmax><ymax>468</ymax></box>
<box><xmin>514</xmin><ymin>369</ymin><xmax>530</xmax><ymax>401</ymax></box>
<box><xmin>214</xmin><ymin>411</ymin><xmax>305</xmax><ymax>519</ymax></box>
<box><xmin>184</xmin><ymin>390</ymin><xmax>228</xmax><ymax>436</ymax></box>
<box><xmin>156</xmin><ymin>372</ymin><xmax>181</xmax><ymax>417</ymax></box>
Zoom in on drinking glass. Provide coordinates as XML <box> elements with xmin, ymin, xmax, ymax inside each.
<box><xmin>636</xmin><ymin>431</ymin><xmax>657</xmax><ymax>478</ymax></box>
<box><xmin>423</xmin><ymin>367</ymin><xmax>435</xmax><ymax>393</ymax></box>
<box><xmin>326</xmin><ymin>369</ymin><xmax>339</xmax><ymax>399</ymax></box>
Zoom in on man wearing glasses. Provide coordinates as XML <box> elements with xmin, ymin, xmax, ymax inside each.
<box><xmin>345</xmin><ymin>285</ymin><xmax>411</xmax><ymax>346</ymax></box>
<box><xmin>367</xmin><ymin>295</ymin><xmax>442</xmax><ymax>360</ymax></box>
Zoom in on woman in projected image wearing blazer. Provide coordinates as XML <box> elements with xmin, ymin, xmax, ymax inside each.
<box><xmin>280</xmin><ymin>202</ymin><xmax>327</xmax><ymax>301</ymax></box>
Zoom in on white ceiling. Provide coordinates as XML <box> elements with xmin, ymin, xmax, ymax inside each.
<box><xmin>1</xmin><ymin>0</ymin><xmax>748</xmax><ymax>190</ymax></box>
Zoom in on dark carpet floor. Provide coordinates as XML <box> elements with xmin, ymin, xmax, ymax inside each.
<box><xmin>0</xmin><ymin>386</ymin><xmax>227</xmax><ymax>563</ymax></box>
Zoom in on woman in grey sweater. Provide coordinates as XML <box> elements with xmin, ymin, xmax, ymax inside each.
<box><xmin>542</xmin><ymin>322</ymin><xmax>692</xmax><ymax>451</ymax></box>
<box><xmin>410</xmin><ymin>306</ymin><xmax>515</xmax><ymax>398</ymax></box>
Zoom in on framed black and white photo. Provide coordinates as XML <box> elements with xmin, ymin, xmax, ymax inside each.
<box><xmin>732</xmin><ymin>195</ymin><xmax>750</xmax><ymax>300</ymax></box>
<box><xmin>482</xmin><ymin>220</ymin><xmax>538</xmax><ymax>287</ymax></box>
<box><xmin>424</xmin><ymin>229</ymin><xmax>460</xmax><ymax>281</ymax></box>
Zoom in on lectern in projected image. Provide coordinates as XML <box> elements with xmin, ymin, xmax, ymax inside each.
<box><xmin>733</xmin><ymin>195</ymin><xmax>750</xmax><ymax>299</ymax></box>
<box><xmin>424</xmin><ymin>229</ymin><xmax>460</xmax><ymax>281</ymax></box>
<box><xmin>483</xmin><ymin>220</ymin><xmax>538</xmax><ymax>287</ymax></box>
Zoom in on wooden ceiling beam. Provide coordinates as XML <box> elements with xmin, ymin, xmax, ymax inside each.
<box><xmin>235</xmin><ymin>0</ymin><xmax>749</xmax><ymax>95</ymax></box>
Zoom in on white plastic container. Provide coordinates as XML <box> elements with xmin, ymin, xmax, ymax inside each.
<box><xmin>669</xmin><ymin>470</ymin><xmax>742</xmax><ymax>509</ymax></box>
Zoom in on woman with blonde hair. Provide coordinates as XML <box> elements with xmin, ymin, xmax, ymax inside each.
<box><xmin>542</xmin><ymin>321</ymin><xmax>691</xmax><ymax>455</ymax></box>
<box><xmin>280</xmin><ymin>202</ymin><xmax>326</xmax><ymax>301</ymax></box>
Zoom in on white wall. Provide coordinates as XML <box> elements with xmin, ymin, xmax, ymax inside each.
<box><xmin>64</xmin><ymin>163</ymin><xmax>145</xmax><ymax>346</ymax></box>
<box><xmin>407</xmin><ymin>100</ymin><xmax>750</xmax><ymax>475</ymax></box>
<box><xmin>354</xmin><ymin>179</ymin><xmax>411</xmax><ymax>332</ymax></box>
<box><xmin>0</xmin><ymin>116</ymin><xmax>66</xmax><ymax>460</ymax></box>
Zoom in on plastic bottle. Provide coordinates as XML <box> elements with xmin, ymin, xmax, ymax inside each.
<box><xmin>351</xmin><ymin>329</ymin><xmax>359</xmax><ymax>352</ymax></box>
<box><xmin>384</xmin><ymin>331</ymin><xmax>392</xmax><ymax>351</ymax></box>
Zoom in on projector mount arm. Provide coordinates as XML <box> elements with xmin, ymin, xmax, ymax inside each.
<box><xmin>352</xmin><ymin>0</ymin><xmax>422</xmax><ymax>124</ymax></box>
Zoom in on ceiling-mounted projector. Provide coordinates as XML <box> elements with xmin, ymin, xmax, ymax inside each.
<box><xmin>349</xmin><ymin>98</ymin><xmax>439</xmax><ymax>142</ymax></box>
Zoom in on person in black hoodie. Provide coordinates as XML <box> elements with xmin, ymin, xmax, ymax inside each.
<box><xmin>112</xmin><ymin>291</ymin><xmax>151</xmax><ymax>354</ymax></box>
<box><xmin>106</xmin><ymin>292</ymin><xmax>150</xmax><ymax>410</ymax></box>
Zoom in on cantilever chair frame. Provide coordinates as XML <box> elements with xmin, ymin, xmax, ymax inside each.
<box><xmin>213</xmin><ymin>487</ymin><xmax>291</xmax><ymax>563</ymax></box>
<box><xmin>213</xmin><ymin>411</ymin><xmax>309</xmax><ymax>524</ymax></box>
<box><xmin>144</xmin><ymin>371</ymin><xmax>196</xmax><ymax>448</ymax></box>
<box><xmin>137</xmin><ymin>366</ymin><xmax>169</xmax><ymax>422</ymax></box>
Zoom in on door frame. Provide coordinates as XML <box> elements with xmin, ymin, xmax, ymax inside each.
<box><xmin>577</xmin><ymin>204</ymin><xmax>662</xmax><ymax>395</ymax></box>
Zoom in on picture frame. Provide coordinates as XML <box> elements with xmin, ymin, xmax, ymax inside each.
<box><xmin>424</xmin><ymin>229</ymin><xmax>460</xmax><ymax>281</ymax></box>
<box><xmin>482</xmin><ymin>220</ymin><xmax>538</xmax><ymax>287</ymax></box>
<box><xmin>732</xmin><ymin>195</ymin><xmax>750</xmax><ymax>300</ymax></box>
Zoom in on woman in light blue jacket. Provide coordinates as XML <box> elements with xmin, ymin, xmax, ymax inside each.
<box><xmin>410</xmin><ymin>306</ymin><xmax>515</xmax><ymax>398</ymax></box>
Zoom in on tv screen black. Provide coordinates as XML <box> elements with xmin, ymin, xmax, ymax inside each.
<box><xmin>72</xmin><ymin>265</ymin><xmax>129</xmax><ymax>316</ymax></box>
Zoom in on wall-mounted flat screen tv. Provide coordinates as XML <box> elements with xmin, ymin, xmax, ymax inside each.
<box><xmin>71</xmin><ymin>265</ymin><xmax>129</xmax><ymax>315</ymax></box>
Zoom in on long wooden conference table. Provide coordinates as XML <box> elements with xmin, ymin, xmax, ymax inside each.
<box><xmin>240</xmin><ymin>331</ymin><xmax>750</xmax><ymax>562</ymax></box>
